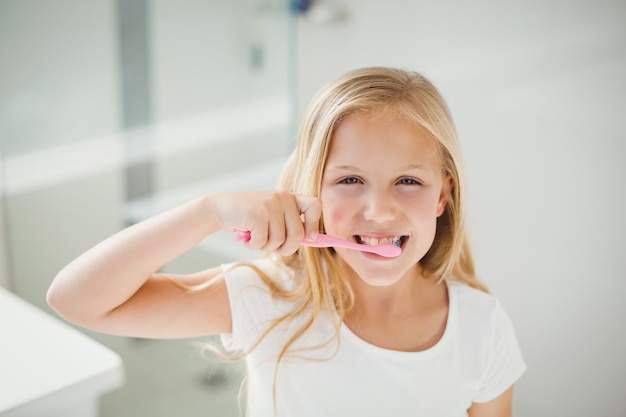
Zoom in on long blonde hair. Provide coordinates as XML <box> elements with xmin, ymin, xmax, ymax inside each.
<box><xmin>216</xmin><ymin>66</ymin><xmax>487</xmax><ymax>403</ymax></box>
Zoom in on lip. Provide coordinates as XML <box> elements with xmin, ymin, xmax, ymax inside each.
<box><xmin>359</xmin><ymin>250</ymin><xmax>399</xmax><ymax>260</ymax></box>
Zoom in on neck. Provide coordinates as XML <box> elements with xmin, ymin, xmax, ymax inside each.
<box><xmin>339</xmin><ymin>262</ymin><xmax>445</xmax><ymax>320</ymax></box>
<box><xmin>337</xmin><ymin>260</ymin><xmax>450</xmax><ymax>352</ymax></box>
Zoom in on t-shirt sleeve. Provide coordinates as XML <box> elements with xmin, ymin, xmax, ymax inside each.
<box><xmin>219</xmin><ymin>258</ymin><xmax>292</xmax><ymax>353</ymax></box>
<box><xmin>473</xmin><ymin>301</ymin><xmax>527</xmax><ymax>403</ymax></box>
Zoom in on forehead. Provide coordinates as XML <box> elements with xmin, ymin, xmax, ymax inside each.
<box><xmin>325</xmin><ymin>111</ymin><xmax>441</xmax><ymax>169</ymax></box>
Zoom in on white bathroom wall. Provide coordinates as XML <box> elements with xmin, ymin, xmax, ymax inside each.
<box><xmin>296</xmin><ymin>1</ymin><xmax>626</xmax><ymax>416</ymax></box>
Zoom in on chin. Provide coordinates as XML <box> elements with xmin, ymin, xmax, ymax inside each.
<box><xmin>337</xmin><ymin>258</ymin><xmax>404</xmax><ymax>287</ymax></box>
<box><xmin>334</xmin><ymin>248</ymin><xmax>426</xmax><ymax>289</ymax></box>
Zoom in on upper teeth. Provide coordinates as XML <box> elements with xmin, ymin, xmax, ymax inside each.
<box><xmin>359</xmin><ymin>236</ymin><xmax>402</xmax><ymax>246</ymax></box>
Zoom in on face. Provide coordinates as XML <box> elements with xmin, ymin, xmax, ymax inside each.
<box><xmin>320</xmin><ymin>110</ymin><xmax>450</xmax><ymax>287</ymax></box>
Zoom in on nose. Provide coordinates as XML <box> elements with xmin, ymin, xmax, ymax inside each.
<box><xmin>362</xmin><ymin>187</ymin><xmax>397</xmax><ymax>223</ymax></box>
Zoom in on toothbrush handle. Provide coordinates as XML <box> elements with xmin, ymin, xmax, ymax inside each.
<box><xmin>235</xmin><ymin>230</ymin><xmax>252</xmax><ymax>242</ymax></box>
<box><xmin>234</xmin><ymin>230</ymin><xmax>323</xmax><ymax>245</ymax></box>
<box><xmin>234</xmin><ymin>230</ymin><xmax>401</xmax><ymax>258</ymax></box>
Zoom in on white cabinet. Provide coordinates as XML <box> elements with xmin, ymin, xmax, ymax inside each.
<box><xmin>0</xmin><ymin>288</ymin><xmax>124</xmax><ymax>417</ymax></box>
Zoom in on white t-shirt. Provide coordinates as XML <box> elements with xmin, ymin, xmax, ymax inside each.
<box><xmin>220</xmin><ymin>257</ymin><xmax>526</xmax><ymax>417</ymax></box>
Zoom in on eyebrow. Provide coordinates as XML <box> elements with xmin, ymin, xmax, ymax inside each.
<box><xmin>326</xmin><ymin>164</ymin><xmax>433</xmax><ymax>173</ymax></box>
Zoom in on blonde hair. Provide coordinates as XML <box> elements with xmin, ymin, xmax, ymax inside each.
<box><xmin>214</xmin><ymin>67</ymin><xmax>488</xmax><ymax>406</ymax></box>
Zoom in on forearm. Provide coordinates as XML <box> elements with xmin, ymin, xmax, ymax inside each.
<box><xmin>47</xmin><ymin>195</ymin><xmax>220</xmax><ymax>320</ymax></box>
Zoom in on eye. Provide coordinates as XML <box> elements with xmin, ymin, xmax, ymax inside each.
<box><xmin>397</xmin><ymin>177</ymin><xmax>423</xmax><ymax>186</ymax></box>
<box><xmin>338</xmin><ymin>176</ymin><xmax>362</xmax><ymax>185</ymax></box>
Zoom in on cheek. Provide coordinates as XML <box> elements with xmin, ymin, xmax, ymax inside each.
<box><xmin>402</xmin><ymin>193</ymin><xmax>445</xmax><ymax>236</ymax></box>
<box><xmin>416</xmin><ymin>198</ymin><xmax>442</xmax><ymax>241</ymax></box>
<box><xmin>417</xmin><ymin>187</ymin><xmax>445</xmax><ymax>214</ymax></box>
<box><xmin>321</xmin><ymin>204</ymin><xmax>347</xmax><ymax>235</ymax></box>
<box><xmin>320</xmin><ymin>190</ymin><xmax>351</xmax><ymax>235</ymax></box>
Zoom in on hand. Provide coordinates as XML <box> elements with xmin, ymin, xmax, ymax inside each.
<box><xmin>212</xmin><ymin>191</ymin><xmax>321</xmax><ymax>256</ymax></box>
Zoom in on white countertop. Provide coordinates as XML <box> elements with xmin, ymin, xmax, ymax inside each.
<box><xmin>0</xmin><ymin>287</ymin><xmax>124</xmax><ymax>416</ymax></box>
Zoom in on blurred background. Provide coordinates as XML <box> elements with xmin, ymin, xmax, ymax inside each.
<box><xmin>0</xmin><ymin>0</ymin><xmax>624</xmax><ymax>416</ymax></box>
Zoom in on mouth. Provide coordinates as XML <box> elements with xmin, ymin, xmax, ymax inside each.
<box><xmin>354</xmin><ymin>235</ymin><xmax>408</xmax><ymax>249</ymax></box>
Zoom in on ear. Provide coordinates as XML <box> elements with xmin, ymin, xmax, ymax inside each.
<box><xmin>436</xmin><ymin>175</ymin><xmax>453</xmax><ymax>217</ymax></box>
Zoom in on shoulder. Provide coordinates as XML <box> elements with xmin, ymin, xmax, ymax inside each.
<box><xmin>447</xmin><ymin>283</ymin><xmax>527</xmax><ymax>403</ymax></box>
<box><xmin>447</xmin><ymin>281</ymin><xmax>517</xmax><ymax>344</ymax></box>
<box><xmin>221</xmin><ymin>255</ymin><xmax>301</xmax><ymax>321</ymax></box>
<box><xmin>448</xmin><ymin>281</ymin><xmax>501</xmax><ymax>319</ymax></box>
<box><xmin>220</xmin><ymin>256</ymin><xmax>302</xmax><ymax>351</ymax></box>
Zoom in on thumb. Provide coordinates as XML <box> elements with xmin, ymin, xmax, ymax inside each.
<box><xmin>295</xmin><ymin>195</ymin><xmax>322</xmax><ymax>241</ymax></box>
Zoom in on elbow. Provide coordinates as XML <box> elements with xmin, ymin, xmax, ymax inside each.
<box><xmin>46</xmin><ymin>275</ymin><xmax>69</xmax><ymax>318</ymax></box>
<box><xmin>46</xmin><ymin>282</ymin><xmax>90</xmax><ymax>327</ymax></box>
<box><xmin>46</xmin><ymin>270</ymin><xmax>82</xmax><ymax>323</ymax></box>
<box><xmin>46</xmin><ymin>269</ymin><xmax>114</xmax><ymax>331</ymax></box>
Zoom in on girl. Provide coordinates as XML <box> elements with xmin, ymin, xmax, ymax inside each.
<box><xmin>48</xmin><ymin>67</ymin><xmax>526</xmax><ymax>416</ymax></box>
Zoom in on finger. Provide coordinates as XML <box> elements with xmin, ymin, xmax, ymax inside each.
<box><xmin>296</xmin><ymin>195</ymin><xmax>322</xmax><ymax>241</ymax></box>
<box><xmin>274</xmin><ymin>195</ymin><xmax>306</xmax><ymax>255</ymax></box>
<box><xmin>254</xmin><ymin>191</ymin><xmax>296</xmax><ymax>252</ymax></box>
<box><xmin>245</xmin><ymin>222</ymin><xmax>270</xmax><ymax>250</ymax></box>
<box><xmin>243</xmin><ymin>194</ymin><xmax>272</xmax><ymax>249</ymax></box>
<box><xmin>262</xmin><ymin>206</ymin><xmax>288</xmax><ymax>252</ymax></box>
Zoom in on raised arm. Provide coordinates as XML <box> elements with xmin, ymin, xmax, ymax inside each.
<box><xmin>47</xmin><ymin>191</ymin><xmax>321</xmax><ymax>339</ymax></box>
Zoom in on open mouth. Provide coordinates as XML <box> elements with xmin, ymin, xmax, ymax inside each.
<box><xmin>354</xmin><ymin>235</ymin><xmax>408</xmax><ymax>248</ymax></box>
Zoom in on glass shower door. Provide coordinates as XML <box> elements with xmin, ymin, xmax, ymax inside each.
<box><xmin>0</xmin><ymin>0</ymin><xmax>295</xmax><ymax>302</ymax></box>
<box><xmin>0</xmin><ymin>1</ymin><xmax>296</xmax><ymax>416</ymax></box>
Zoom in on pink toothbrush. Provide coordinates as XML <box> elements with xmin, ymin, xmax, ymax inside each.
<box><xmin>235</xmin><ymin>230</ymin><xmax>402</xmax><ymax>258</ymax></box>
